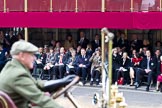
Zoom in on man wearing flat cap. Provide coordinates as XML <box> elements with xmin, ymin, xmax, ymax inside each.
<box><xmin>0</xmin><ymin>40</ymin><xmax>62</xmax><ymax>108</ymax></box>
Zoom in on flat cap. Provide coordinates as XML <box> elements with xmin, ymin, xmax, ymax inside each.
<box><xmin>10</xmin><ymin>40</ymin><xmax>38</xmax><ymax>55</ymax></box>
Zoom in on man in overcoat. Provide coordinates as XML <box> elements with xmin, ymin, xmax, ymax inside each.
<box><xmin>0</xmin><ymin>40</ymin><xmax>62</xmax><ymax>108</ymax></box>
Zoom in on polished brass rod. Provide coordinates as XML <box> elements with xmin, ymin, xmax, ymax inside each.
<box><xmin>24</xmin><ymin>0</ymin><xmax>28</xmax><ymax>41</ymax></box>
<box><xmin>4</xmin><ymin>0</ymin><xmax>6</xmax><ymax>12</ymax></box>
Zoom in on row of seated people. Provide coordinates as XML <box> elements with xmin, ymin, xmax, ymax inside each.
<box><xmin>33</xmin><ymin>45</ymin><xmax>162</xmax><ymax>91</ymax></box>
<box><xmin>112</xmin><ymin>47</ymin><xmax>162</xmax><ymax>92</ymax></box>
<box><xmin>33</xmin><ymin>46</ymin><xmax>102</xmax><ymax>86</ymax></box>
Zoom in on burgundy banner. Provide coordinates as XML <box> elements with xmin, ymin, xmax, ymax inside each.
<box><xmin>0</xmin><ymin>12</ymin><xmax>132</xmax><ymax>29</ymax></box>
<box><xmin>0</xmin><ymin>12</ymin><xmax>161</xmax><ymax>29</ymax></box>
<box><xmin>0</xmin><ymin>0</ymin><xmax>160</xmax><ymax>12</ymax></box>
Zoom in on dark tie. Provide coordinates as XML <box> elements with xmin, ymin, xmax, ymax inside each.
<box><xmin>97</xmin><ymin>40</ymin><xmax>100</xmax><ymax>45</ymax></box>
<box><xmin>80</xmin><ymin>38</ymin><xmax>83</xmax><ymax>44</ymax></box>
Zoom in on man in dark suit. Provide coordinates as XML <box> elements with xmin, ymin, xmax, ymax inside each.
<box><xmin>91</xmin><ymin>34</ymin><xmax>101</xmax><ymax>52</ymax></box>
<box><xmin>0</xmin><ymin>44</ymin><xmax>6</xmax><ymax>71</ymax></box>
<box><xmin>53</xmin><ymin>47</ymin><xmax>67</xmax><ymax>79</ymax></box>
<box><xmin>130</xmin><ymin>34</ymin><xmax>142</xmax><ymax>52</ymax></box>
<box><xmin>76</xmin><ymin>48</ymin><xmax>91</xmax><ymax>85</ymax></box>
<box><xmin>135</xmin><ymin>50</ymin><xmax>156</xmax><ymax>91</ymax></box>
<box><xmin>35</xmin><ymin>47</ymin><xmax>46</xmax><ymax>66</ymax></box>
<box><xmin>33</xmin><ymin>47</ymin><xmax>47</xmax><ymax>79</ymax></box>
<box><xmin>8</xmin><ymin>31</ymin><xmax>18</xmax><ymax>46</ymax></box>
<box><xmin>78</xmin><ymin>31</ymin><xmax>89</xmax><ymax>49</ymax></box>
<box><xmin>118</xmin><ymin>33</ymin><xmax>129</xmax><ymax>53</ymax></box>
<box><xmin>112</xmin><ymin>47</ymin><xmax>121</xmax><ymax>84</ymax></box>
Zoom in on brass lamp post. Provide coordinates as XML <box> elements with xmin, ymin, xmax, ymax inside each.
<box><xmin>101</xmin><ymin>27</ymin><xmax>114</xmax><ymax>107</ymax></box>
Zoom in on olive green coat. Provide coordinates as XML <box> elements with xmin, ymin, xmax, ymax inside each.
<box><xmin>0</xmin><ymin>59</ymin><xmax>62</xmax><ymax>108</ymax></box>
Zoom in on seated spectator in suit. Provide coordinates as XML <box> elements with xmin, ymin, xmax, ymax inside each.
<box><xmin>44</xmin><ymin>47</ymin><xmax>55</xmax><ymax>71</ymax></box>
<box><xmin>78</xmin><ymin>31</ymin><xmax>89</xmax><ymax>49</ymax></box>
<box><xmin>0</xmin><ymin>44</ymin><xmax>6</xmax><ymax>71</ymax></box>
<box><xmin>116</xmin><ymin>52</ymin><xmax>131</xmax><ymax>85</ymax></box>
<box><xmin>53</xmin><ymin>47</ymin><xmax>67</xmax><ymax>79</ymax></box>
<box><xmin>33</xmin><ymin>47</ymin><xmax>47</xmax><ymax>76</ymax></box>
<box><xmin>91</xmin><ymin>34</ymin><xmax>101</xmax><ymax>52</ymax></box>
<box><xmin>66</xmin><ymin>49</ymin><xmax>78</xmax><ymax>75</ymax></box>
<box><xmin>134</xmin><ymin>50</ymin><xmax>156</xmax><ymax>91</ymax></box>
<box><xmin>76</xmin><ymin>48</ymin><xmax>91</xmax><ymax>85</ymax></box>
<box><xmin>35</xmin><ymin>47</ymin><xmax>46</xmax><ymax>67</ymax></box>
<box><xmin>112</xmin><ymin>47</ymin><xmax>121</xmax><ymax>84</ymax></box>
<box><xmin>89</xmin><ymin>48</ymin><xmax>102</xmax><ymax>86</ymax></box>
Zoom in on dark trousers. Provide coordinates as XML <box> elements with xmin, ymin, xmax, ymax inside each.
<box><xmin>76</xmin><ymin>67</ymin><xmax>87</xmax><ymax>83</ymax></box>
<box><xmin>91</xmin><ymin>70</ymin><xmax>101</xmax><ymax>81</ymax></box>
<box><xmin>53</xmin><ymin>65</ymin><xmax>65</xmax><ymax>79</ymax></box>
<box><xmin>135</xmin><ymin>68</ymin><xmax>153</xmax><ymax>86</ymax></box>
<box><xmin>112</xmin><ymin>68</ymin><xmax>117</xmax><ymax>84</ymax></box>
<box><xmin>112</xmin><ymin>65</ymin><xmax>120</xmax><ymax>84</ymax></box>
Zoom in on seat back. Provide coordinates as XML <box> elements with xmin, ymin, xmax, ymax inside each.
<box><xmin>0</xmin><ymin>91</ymin><xmax>17</xmax><ymax>108</ymax></box>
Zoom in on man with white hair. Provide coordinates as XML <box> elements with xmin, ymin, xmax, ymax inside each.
<box><xmin>0</xmin><ymin>40</ymin><xmax>62</xmax><ymax>108</ymax></box>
